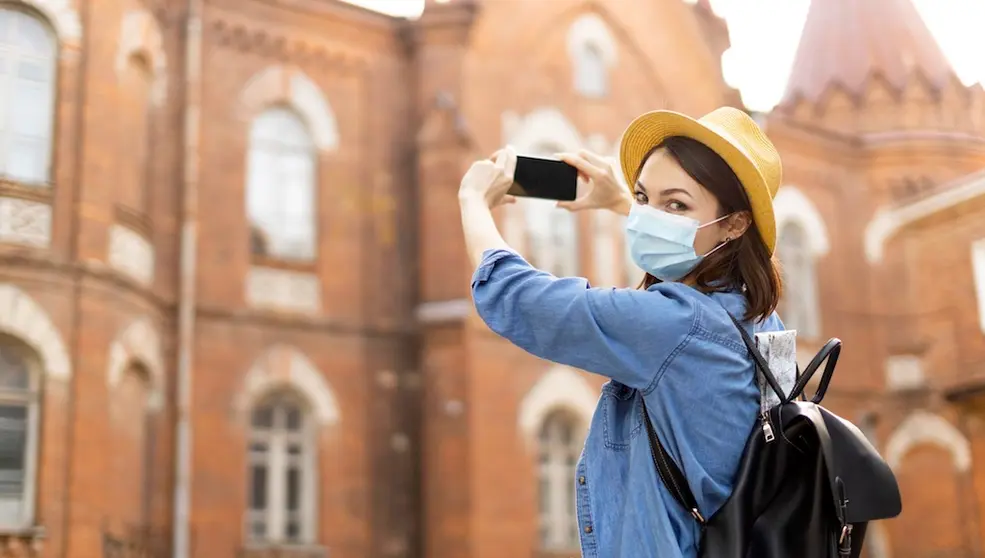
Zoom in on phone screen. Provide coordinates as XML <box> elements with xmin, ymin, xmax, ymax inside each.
<box><xmin>508</xmin><ymin>155</ymin><xmax>578</xmax><ymax>201</ymax></box>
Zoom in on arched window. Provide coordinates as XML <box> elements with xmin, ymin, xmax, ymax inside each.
<box><xmin>111</xmin><ymin>364</ymin><xmax>154</xmax><ymax>526</ymax></box>
<box><xmin>0</xmin><ymin>338</ymin><xmax>40</xmax><ymax>528</ymax></box>
<box><xmin>118</xmin><ymin>55</ymin><xmax>154</xmax><ymax>214</ymax></box>
<box><xmin>246</xmin><ymin>108</ymin><xmax>317</xmax><ymax>261</ymax></box>
<box><xmin>524</xmin><ymin>199</ymin><xmax>579</xmax><ymax>277</ymax></box>
<box><xmin>520</xmin><ymin>143</ymin><xmax>579</xmax><ymax>276</ymax></box>
<box><xmin>0</xmin><ymin>7</ymin><xmax>57</xmax><ymax>185</ymax></box>
<box><xmin>777</xmin><ymin>222</ymin><xmax>820</xmax><ymax>338</ymax></box>
<box><xmin>538</xmin><ymin>410</ymin><xmax>582</xmax><ymax>552</ymax></box>
<box><xmin>247</xmin><ymin>392</ymin><xmax>316</xmax><ymax>544</ymax></box>
<box><xmin>574</xmin><ymin>42</ymin><xmax>608</xmax><ymax>98</ymax></box>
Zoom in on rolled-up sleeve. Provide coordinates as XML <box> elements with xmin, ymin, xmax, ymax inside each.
<box><xmin>470</xmin><ymin>249</ymin><xmax>697</xmax><ymax>390</ymax></box>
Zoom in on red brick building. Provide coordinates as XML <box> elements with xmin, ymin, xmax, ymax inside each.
<box><xmin>0</xmin><ymin>0</ymin><xmax>983</xmax><ymax>557</ymax></box>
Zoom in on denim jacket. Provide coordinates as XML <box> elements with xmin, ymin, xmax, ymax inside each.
<box><xmin>471</xmin><ymin>249</ymin><xmax>784</xmax><ymax>558</ymax></box>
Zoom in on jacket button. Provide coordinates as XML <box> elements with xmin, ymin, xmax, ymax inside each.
<box><xmin>584</xmin><ymin>525</ymin><xmax>593</xmax><ymax>534</ymax></box>
<box><xmin>578</xmin><ymin>476</ymin><xmax>586</xmax><ymax>485</ymax></box>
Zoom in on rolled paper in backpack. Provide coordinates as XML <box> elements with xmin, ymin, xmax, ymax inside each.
<box><xmin>753</xmin><ymin>330</ymin><xmax>798</xmax><ymax>412</ymax></box>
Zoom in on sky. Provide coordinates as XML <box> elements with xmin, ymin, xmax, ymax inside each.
<box><xmin>341</xmin><ymin>0</ymin><xmax>985</xmax><ymax>112</ymax></box>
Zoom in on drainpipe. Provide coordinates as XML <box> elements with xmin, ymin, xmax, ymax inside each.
<box><xmin>173</xmin><ymin>0</ymin><xmax>203</xmax><ymax>556</ymax></box>
<box><xmin>60</xmin><ymin>0</ymin><xmax>92</xmax><ymax>556</ymax></box>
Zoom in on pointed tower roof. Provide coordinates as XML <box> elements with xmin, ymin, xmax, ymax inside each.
<box><xmin>781</xmin><ymin>0</ymin><xmax>956</xmax><ymax>105</ymax></box>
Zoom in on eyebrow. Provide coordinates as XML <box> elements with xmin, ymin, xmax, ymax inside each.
<box><xmin>659</xmin><ymin>188</ymin><xmax>694</xmax><ymax>199</ymax></box>
<box><xmin>635</xmin><ymin>181</ymin><xmax>693</xmax><ymax>199</ymax></box>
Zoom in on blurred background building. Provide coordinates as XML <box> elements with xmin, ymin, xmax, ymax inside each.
<box><xmin>0</xmin><ymin>0</ymin><xmax>983</xmax><ymax>557</ymax></box>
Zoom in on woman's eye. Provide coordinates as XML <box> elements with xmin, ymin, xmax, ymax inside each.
<box><xmin>667</xmin><ymin>200</ymin><xmax>688</xmax><ymax>212</ymax></box>
<box><xmin>634</xmin><ymin>191</ymin><xmax>648</xmax><ymax>204</ymax></box>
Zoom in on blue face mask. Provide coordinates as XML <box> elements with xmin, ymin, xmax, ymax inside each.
<box><xmin>625</xmin><ymin>204</ymin><xmax>731</xmax><ymax>282</ymax></box>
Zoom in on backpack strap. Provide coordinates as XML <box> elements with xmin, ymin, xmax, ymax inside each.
<box><xmin>641</xmin><ymin>401</ymin><xmax>705</xmax><ymax>525</ymax></box>
<box><xmin>727</xmin><ymin>314</ymin><xmax>788</xmax><ymax>403</ymax></box>
<box><xmin>642</xmin><ymin>312</ymin><xmax>782</xmax><ymax>525</ymax></box>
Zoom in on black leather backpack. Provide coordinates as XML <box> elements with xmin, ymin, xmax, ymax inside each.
<box><xmin>642</xmin><ymin>315</ymin><xmax>902</xmax><ymax>557</ymax></box>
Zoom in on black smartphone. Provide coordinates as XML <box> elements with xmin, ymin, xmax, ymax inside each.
<box><xmin>508</xmin><ymin>155</ymin><xmax>578</xmax><ymax>201</ymax></box>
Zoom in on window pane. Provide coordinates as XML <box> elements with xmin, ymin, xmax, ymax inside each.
<box><xmin>0</xmin><ymin>349</ymin><xmax>29</xmax><ymax>390</ymax></box>
<box><xmin>13</xmin><ymin>15</ymin><xmax>53</xmax><ymax>58</ymax></box>
<box><xmin>0</xmin><ymin>404</ymin><xmax>27</xmax><ymax>499</ymax></box>
<box><xmin>249</xmin><ymin>463</ymin><xmax>267</xmax><ymax>510</ymax></box>
<box><xmin>16</xmin><ymin>59</ymin><xmax>46</xmax><ymax>82</ymax></box>
<box><xmin>539</xmin><ymin>476</ymin><xmax>550</xmax><ymax>512</ymax></box>
<box><xmin>11</xmin><ymin>66</ymin><xmax>50</xmax><ymax>135</ymax></box>
<box><xmin>0</xmin><ymin>10</ymin><xmax>9</xmax><ymax>43</ymax></box>
<box><xmin>286</xmin><ymin>466</ymin><xmax>299</xmax><ymax>511</ymax></box>
<box><xmin>251</xmin><ymin>405</ymin><xmax>273</xmax><ymax>428</ymax></box>
<box><xmin>285</xmin><ymin>406</ymin><xmax>302</xmax><ymax>431</ymax></box>
<box><xmin>246</xmin><ymin>108</ymin><xmax>315</xmax><ymax>261</ymax></box>
<box><xmin>250</xmin><ymin>519</ymin><xmax>266</xmax><ymax>540</ymax></box>
<box><xmin>6</xmin><ymin>135</ymin><xmax>46</xmax><ymax>182</ymax></box>
<box><xmin>285</xmin><ymin>519</ymin><xmax>300</xmax><ymax>542</ymax></box>
<box><xmin>249</xmin><ymin>442</ymin><xmax>268</xmax><ymax>454</ymax></box>
<box><xmin>576</xmin><ymin>43</ymin><xmax>608</xmax><ymax>97</ymax></box>
<box><xmin>558</xmin><ymin>419</ymin><xmax>572</xmax><ymax>444</ymax></box>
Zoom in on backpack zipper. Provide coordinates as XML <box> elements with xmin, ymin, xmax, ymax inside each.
<box><xmin>761</xmin><ymin>410</ymin><xmax>775</xmax><ymax>443</ymax></box>
<box><xmin>652</xmin><ymin>429</ymin><xmax>705</xmax><ymax>523</ymax></box>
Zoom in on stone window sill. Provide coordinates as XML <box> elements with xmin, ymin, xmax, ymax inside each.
<box><xmin>0</xmin><ymin>179</ymin><xmax>52</xmax><ymax>203</ymax></box>
<box><xmin>0</xmin><ymin>525</ymin><xmax>46</xmax><ymax>554</ymax></box>
<box><xmin>238</xmin><ymin>543</ymin><xmax>327</xmax><ymax>558</ymax></box>
<box><xmin>251</xmin><ymin>254</ymin><xmax>318</xmax><ymax>274</ymax></box>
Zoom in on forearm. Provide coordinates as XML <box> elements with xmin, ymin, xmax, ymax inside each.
<box><xmin>460</xmin><ymin>194</ymin><xmax>511</xmax><ymax>269</ymax></box>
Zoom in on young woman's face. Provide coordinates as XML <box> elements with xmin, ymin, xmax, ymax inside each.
<box><xmin>633</xmin><ymin>148</ymin><xmax>731</xmax><ymax>258</ymax></box>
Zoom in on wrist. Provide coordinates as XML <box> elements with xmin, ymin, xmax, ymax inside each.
<box><xmin>607</xmin><ymin>194</ymin><xmax>633</xmax><ymax>216</ymax></box>
<box><xmin>459</xmin><ymin>191</ymin><xmax>490</xmax><ymax>210</ymax></box>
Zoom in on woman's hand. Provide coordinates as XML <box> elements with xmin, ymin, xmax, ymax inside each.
<box><xmin>458</xmin><ymin>146</ymin><xmax>518</xmax><ymax>209</ymax></box>
<box><xmin>557</xmin><ymin>150</ymin><xmax>633</xmax><ymax>216</ymax></box>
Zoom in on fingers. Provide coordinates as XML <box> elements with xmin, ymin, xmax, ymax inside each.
<box><xmin>558</xmin><ymin>152</ymin><xmax>605</xmax><ymax>180</ymax></box>
<box><xmin>556</xmin><ymin>198</ymin><xmax>592</xmax><ymax>212</ymax></box>
<box><xmin>579</xmin><ymin>149</ymin><xmax>612</xmax><ymax>169</ymax></box>
<box><xmin>494</xmin><ymin>145</ymin><xmax>517</xmax><ymax>180</ymax></box>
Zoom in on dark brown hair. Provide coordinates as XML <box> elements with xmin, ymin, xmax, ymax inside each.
<box><xmin>637</xmin><ymin>136</ymin><xmax>782</xmax><ymax>323</ymax></box>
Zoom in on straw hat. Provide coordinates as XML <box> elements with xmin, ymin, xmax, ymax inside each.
<box><xmin>619</xmin><ymin>107</ymin><xmax>783</xmax><ymax>255</ymax></box>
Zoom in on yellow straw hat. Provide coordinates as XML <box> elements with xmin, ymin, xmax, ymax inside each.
<box><xmin>619</xmin><ymin>107</ymin><xmax>783</xmax><ymax>255</ymax></box>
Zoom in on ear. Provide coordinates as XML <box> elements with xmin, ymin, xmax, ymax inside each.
<box><xmin>723</xmin><ymin>211</ymin><xmax>752</xmax><ymax>241</ymax></box>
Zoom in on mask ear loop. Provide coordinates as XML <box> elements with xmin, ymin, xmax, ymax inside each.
<box><xmin>696</xmin><ymin>213</ymin><xmax>733</xmax><ymax>230</ymax></box>
<box><xmin>701</xmin><ymin>236</ymin><xmax>731</xmax><ymax>258</ymax></box>
<box><xmin>696</xmin><ymin>213</ymin><xmax>736</xmax><ymax>258</ymax></box>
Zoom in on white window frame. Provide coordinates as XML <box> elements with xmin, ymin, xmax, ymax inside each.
<box><xmin>245</xmin><ymin>392</ymin><xmax>318</xmax><ymax>545</ymax></box>
<box><xmin>522</xmin><ymin>199</ymin><xmax>580</xmax><ymax>277</ymax></box>
<box><xmin>246</xmin><ymin>107</ymin><xmax>318</xmax><ymax>262</ymax></box>
<box><xmin>0</xmin><ymin>340</ymin><xmax>40</xmax><ymax>530</ymax></box>
<box><xmin>0</xmin><ymin>7</ymin><xmax>57</xmax><ymax>185</ymax></box>
<box><xmin>777</xmin><ymin>221</ymin><xmax>821</xmax><ymax>339</ymax></box>
<box><xmin>538</xmin><ymin>410</ymin><xmax>583</xmax><ymax>552</ymax></box>
<box><xmin>972</xmin><ymin>239</ymin><xmax>985</xmax><ymax>334</ymax></box>
<box><xmin>566</xmin><ymin>14</ymin><xmax>615</xmax><ymax>100</ymax></box>
<box><xmin>573</xmin><ymin>41</ymin><xmax>609</xmax><ymax>98</ymax></box>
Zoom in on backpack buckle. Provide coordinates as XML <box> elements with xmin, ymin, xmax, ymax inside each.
<box><xmin>838</xmin><ymin>524</ymin><xmax>853</xmax><ymax>556</ymax></box>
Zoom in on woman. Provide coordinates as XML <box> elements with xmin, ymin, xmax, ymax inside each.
<box><xmin>458</xmin><ymin>107</ymin><xmax>786</xmax><ymax>558</ymax></box>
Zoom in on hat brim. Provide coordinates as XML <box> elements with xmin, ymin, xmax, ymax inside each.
<box><xmin>619</xmin><ymin>110</ymin><xmax>777</xmax><ymax>255</ymax></box>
